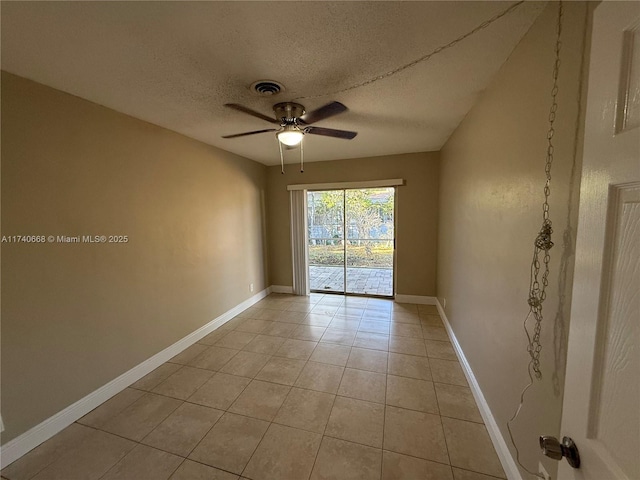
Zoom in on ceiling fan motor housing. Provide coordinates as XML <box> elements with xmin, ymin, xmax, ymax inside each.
<box><xmin>273</xmin><ymin>102</ymin><xmax>305</xmax><ymax>124</ymax></box>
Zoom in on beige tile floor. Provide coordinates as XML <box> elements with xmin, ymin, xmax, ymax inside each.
<box><xmin>2</xmin><ymin>294</ymin><xmax>506</xmax><ymax>480</ymax></box>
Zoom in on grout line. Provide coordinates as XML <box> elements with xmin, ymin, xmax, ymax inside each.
<box><xmin>319</xmin><ymin>433</ymin><xmax>383</xmax><ymax>451</ymax></box>
<box><xmin>439</xmin><ymin>403</ymin><xmax>453</xmax><ymax>468</ymax></box>
<box><xmin>132</xmin><ymin>348</ymin><xmax>467</xmax><ymax>401</ymax></box>
<box><xmin>13</xmin><ymin>295</ymin><xmax>465</xmax><ymax>480</ymax></box>
<box><xmin>307</xmin><ymin>361</ymin><xmax>346</xmax><ymax>477</ymax></box>
<box><xmin>381</xmin><ymin>344</ymin><xmax>390</xmax><ymax>479</ymax></box>
<box><xmin>451</xmin><ymin>465</ymin><xmax>506</xmax><ymax>479</ymax></box>
<box><xmin>237</xmin><ymin>421</ymin><xmax>273</xmax><ymax>478</ymax></box>
<box><xmin>380</xmin><ymin>446</ymin><xmax>453</xmax><ymax>469</ymax></box>
<box><xmin>96</xmin><ymin>443</ymin><xmax>183</xmax><ymax>480</ymax></box>
<box><xmin>178</xmin><ymin>456</ymin><xmax>243</xmax><ymax>479</ymax></box>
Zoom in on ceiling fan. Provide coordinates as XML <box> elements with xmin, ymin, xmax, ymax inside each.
<box><xmin>222</xmin><ymin>101</ymin><xmax>357</xmax><ymax>144</ymax></box>
<box><xmin>222</xmin><ymin>101</ymin><xmax>357</xmax><ymax>173</ymax></box>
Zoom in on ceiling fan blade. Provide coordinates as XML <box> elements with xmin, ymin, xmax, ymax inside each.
<box><xmin>222</xmin><ymin>128</ymin><xmax>278</xmax><ymax>139</ymax></box>
<box><xmin>305</xmin><ymin>126</ymin><xmax>357</xmax><ymax>140</ymax></box>
<box><xmin>224</xmin><ymin>103</ymin><xmax>279</xmax><ymax>124</ymax></box>
<box><xmin>299</xmin><ymin>101</ymin><xmax>348</xmax><ymax>125</ymax></box>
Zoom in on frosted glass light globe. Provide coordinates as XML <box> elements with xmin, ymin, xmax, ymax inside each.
<box><xmin>277</xmin><ymin>128</ymin><xmax>304</xmax><ymax>146</ymax></box>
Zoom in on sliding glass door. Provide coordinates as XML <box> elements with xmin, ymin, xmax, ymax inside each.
<box><xmin>345</xmin><ymin>188</ymin><xmax>394</xmax><ymax>296</ymax></box>
<box><xmin>307</xmin><ymin>190</ymin><xmax>345</xmax><ymax>293</ymax></box>
<box><xmin>307</xmin><ymin>187</ymin><xmax>394</xmax><ymax>297</ymax></box>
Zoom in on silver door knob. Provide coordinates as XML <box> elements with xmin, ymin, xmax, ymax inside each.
<box><xmin>539</xmin><ymin>436</ymin><xmax>581</xmax><ymax>468</ymax></box>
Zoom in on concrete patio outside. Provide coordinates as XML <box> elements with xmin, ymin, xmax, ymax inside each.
<box><xmin>309</xmin><ymin>265</ymin><xmax>393</xmax><ymax>297</ymax></box>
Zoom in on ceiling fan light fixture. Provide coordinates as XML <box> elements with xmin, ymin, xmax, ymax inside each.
<box><xmin>277</xmin><ymin>125</ymin><xmax>304</xmax><ymax>146</ymax></box>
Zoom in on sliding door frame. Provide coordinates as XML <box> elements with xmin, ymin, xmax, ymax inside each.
<box><xmin>306</xmin><ymin>185</ymin><xmax>397</xmax><ymax>299</ymax></box>
<box><xmin>289</xmin><ymin>179</ymin><xmax>403</xmax><ymax>299</ymax></box>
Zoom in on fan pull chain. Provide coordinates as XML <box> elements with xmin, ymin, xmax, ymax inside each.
<box><xmin>278</xmin><ymin>141</ymin><xmax>285</xmax><ymax>175</ymax></box>
<box><xmin>300</xmin><ymin>139</ymin><xmax>305</xmax><ymax>173</ymax></box>
<box><xmin>506</xmin><ymin>2</ymin><xmax>563</xmax><ymax>478</ymax></box>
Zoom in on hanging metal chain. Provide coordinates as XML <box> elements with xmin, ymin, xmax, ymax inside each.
<box><xmin>293</xmin><ymin>1</ymin><xmax>525</xmax><ymax>101</ymax></box>
<box><xmin>526</xmin><ymin>0</ymin><xmax>563</xmax><ymax>380</ymax></box>
<box><xmin>507</xmin><ymin>3</ymin><xmax>563</xmax><ymax>478</ymax></box>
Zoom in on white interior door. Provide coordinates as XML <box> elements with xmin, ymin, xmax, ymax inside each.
<box><xmin>559</xmin><ymin>2</ymin><xmax>640</xmax><ymax>479</ymax></box>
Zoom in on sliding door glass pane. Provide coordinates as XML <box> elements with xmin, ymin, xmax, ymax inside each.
<box><xmin>307</xmin><ymin>190</ymin><xmax>345</xmax><ymax>293</ymax></box>
<box><xmin>345</xmin><ymin>188</ymin><xmax>394</xmax><ymax>296</ymax></box>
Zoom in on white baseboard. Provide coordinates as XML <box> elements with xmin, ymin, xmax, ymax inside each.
<box><xmin>394</xmin><ymin>294</ymin><xmax>437</xmax><ymax>305</ymax></box>
<box><xmin>436</xmin><ymin>300</ymin><xmax>523</xmax><ymax>480</ymax></box>
<box><xmin>0</xmin><ymin>287</ymin><xmax>270</xmax><ymax>469</ymax></box>
<box><xmin>270</xmin><ymin>285</ymin><xmax>293</xmax><ymax>294</ymax></box>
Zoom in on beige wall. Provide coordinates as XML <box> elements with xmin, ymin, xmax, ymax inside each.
<box><xmin>438</xmin><ymin>2</ymin><xmax>592</xmax><ymax>477</ymax></box>
<box><xmin>0</xmin><ymin>72</ymin><xmax>268</xmax><ymax>443</ymax></box>
<box><xmin>266</xmin><ymin>152</ymin><xmax>439</xmax><ymax>296</ymax></box>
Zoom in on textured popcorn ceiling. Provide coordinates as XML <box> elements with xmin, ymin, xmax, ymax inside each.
<box><xmin>1</xmin><ymin>1</ymin><xmax>544</xmax><ymax>165</ymax></box>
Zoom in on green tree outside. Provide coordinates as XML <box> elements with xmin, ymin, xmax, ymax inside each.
<box><xmin>307</xmin><ymin>188</ymin><xmax>394</xmax><ymax>267</ymax></box>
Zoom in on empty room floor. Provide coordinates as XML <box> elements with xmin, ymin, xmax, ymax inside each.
<box><xmin>2</xmin><ymin>294</ymin><xmax>506</xmax><ymax>480</ymax></box>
